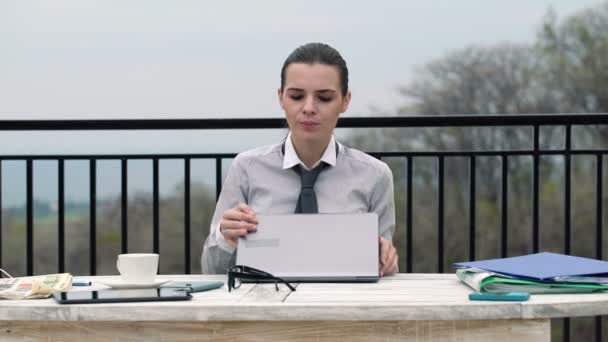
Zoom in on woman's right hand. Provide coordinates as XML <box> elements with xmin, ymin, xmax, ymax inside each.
<box><xmin>219</xmin><ymin>203</ymin><xmax>258</xmax><ymax>248</ymax></box>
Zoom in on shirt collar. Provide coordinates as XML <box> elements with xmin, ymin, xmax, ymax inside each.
<box><xmin>282</xmin><ymin>132</ymin><xmax>338</xmax><ymax>171</ymax></box>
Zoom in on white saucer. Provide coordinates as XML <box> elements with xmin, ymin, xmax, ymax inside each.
<box><xmin>95</xmin><ymin>279</ymin><xmax>169</xmax><ymax>289</ymax></box>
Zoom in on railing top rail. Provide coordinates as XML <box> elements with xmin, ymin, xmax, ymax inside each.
<box><xmin>1</xmin><ymin>114</ymin><xmax>608</xmax><ymax>130</ymax></box>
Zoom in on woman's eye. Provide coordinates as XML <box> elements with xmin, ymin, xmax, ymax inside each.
<box><xmin>318</xmin><ymin>97</ymin><xmax>332</xmax><ymax>102</ymax></box>
<box><xmin>290</xmin><ymin>95</ymin><xmax>303</xmax><ymax>101</ymax></box>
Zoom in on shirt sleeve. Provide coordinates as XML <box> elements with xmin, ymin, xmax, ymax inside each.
<box><xmin>201</xmin><ymin>154</ymin><xmax>249</xmax><ymax>274</ymax></box>
<box><xmin>370</xmin><ymin>163</ymin><xmax>396</xmax><ymax>241</ymax></box>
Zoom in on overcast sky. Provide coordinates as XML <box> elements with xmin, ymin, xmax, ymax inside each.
<box><xmin>0</xmin><ymin>1</ymin><xmax>604</xmax><ymax>206</ymax></box>
<box><xmin>0</xmin><ymin>0</ymin><xmax>602</xmax><ymax>119</ymax></box>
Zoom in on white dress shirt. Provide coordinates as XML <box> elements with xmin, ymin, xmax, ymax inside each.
<box><xmin>282</xmin><ymin>132</ymin><xmax>337</xmax><ymax>170</ymax></box>
<box><xmin>201</xmin><ymin>133</ymin><xmax>395</xmax><ymax>274</ymax></box>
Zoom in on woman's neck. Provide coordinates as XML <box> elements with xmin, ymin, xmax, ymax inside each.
<box><xmin>291</xmin><ymin>135</ymin><xmax>331</xmax><ymax>169</ymax></box>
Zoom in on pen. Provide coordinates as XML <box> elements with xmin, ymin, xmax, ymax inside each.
<box><xmin>72</xmin><ymin>281</ymin><xmax>91</xmax><ymax>286</ymax></box>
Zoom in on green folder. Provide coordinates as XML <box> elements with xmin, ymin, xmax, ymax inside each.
<box><xmin>456</xmin><ymin>269</ymin><xmax>608</xmax><ymax>294</ymax></box>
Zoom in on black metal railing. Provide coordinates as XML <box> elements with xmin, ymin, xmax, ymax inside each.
<box><xmin>1</xmin><ymin>114</ymin><xmax>608</xmax><ymax>342</ymax></box>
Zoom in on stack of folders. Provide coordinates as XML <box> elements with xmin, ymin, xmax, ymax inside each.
<box><xmin>453</xmin><ymin>252</ymin><xmax>608</xmax><ymax>294</ymax></box>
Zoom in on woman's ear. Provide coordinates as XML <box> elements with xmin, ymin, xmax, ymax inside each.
<box><xmin>278</xmin><ymin>88</ymin><xmax>285</xmax><ymax>110</ymax></box>
<box><xmin>341</xmin><ymin>91</ymin><xmax>352</xmax><ymax>113</ymax></box>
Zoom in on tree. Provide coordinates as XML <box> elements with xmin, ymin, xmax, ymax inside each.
<box><xmin>538</xmin><ymin>4</ymin><xmax>608</xmax><ymax>114</ymax></box>
<box><xmin>345</xmin><ymin>2</ymin><xmax>608</xmax><ymax>274</ymax></box>
<box><xmin>400</xmin><ymin>44</ymin><xmax>554</xmax><ymax>115</ymax></box>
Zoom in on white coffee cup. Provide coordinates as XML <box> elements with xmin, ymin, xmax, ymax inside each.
<box><xmin>116</xmin><ymin>253</ymin><xmax>159</xmax><ymax>284</ymax></box>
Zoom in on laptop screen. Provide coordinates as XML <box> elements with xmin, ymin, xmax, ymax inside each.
<box><xmin>236</xmin><ymin>213</ymin><xmax>379</xmax><ymax>281</ymax></box>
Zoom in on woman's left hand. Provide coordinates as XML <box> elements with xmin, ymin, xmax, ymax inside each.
<box><xmin>379</xmin><ymin>236</ymin><xmax>399</xmax><ymax>277</ymax></box>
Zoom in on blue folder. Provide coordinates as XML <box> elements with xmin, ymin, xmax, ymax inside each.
<box><xmin>453</xmin><ymin>252</ymin><xmax>608</xmax><ymax>281</ymax></box>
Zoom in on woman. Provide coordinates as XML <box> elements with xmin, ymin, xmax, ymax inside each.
<box><xmin>202</xmin><ymin>42</ymin><xmax>398</xmax><ymax>276</ymax></box>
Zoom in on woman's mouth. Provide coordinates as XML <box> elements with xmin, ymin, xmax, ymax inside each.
<box><xmin>300</xmin><ymin>121</ymin><xmax>320</xmax><ymax>130</ymax></box>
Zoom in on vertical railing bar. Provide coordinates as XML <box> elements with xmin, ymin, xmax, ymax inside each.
<box><xmin>89</xmin><ymin>159</ymin><xmax>96</xmax><ymax>276</ymax></box>
<box><xmin>438</xmin><ymin>156</ymin><xmax>444</xmax><ymax>273</ymax></box>
<box><xmin>596</xmin><ymin>154</ymin><xmax>603</xmax><ymax>260</ymax></box>
<box><xmin>596</xmin><ymin>316</ymin><xmax>602</xmax><ymax>342</ymax></box>
<box><xmin>565</xmin><ymin>124</ymin><xmax>571</xmax><ymax>255</ymax></box>
<box><xmin>469</xmin><ymin>156</ymin><xmax>476</xmax><ymax>261</ymax></box>
<box><xmin>58</xmin><ymin>159</ymin><xmax>65</xmax><ymax>273</ymax></box>
<box><xmin>564</xmin><ymin>124</ymin><xmax>571</xmax><ymax>342</ymax></box>
<box><xmin>533</xmin><ymin>125</ymin><xmax>540</xmax><ymax>253</ymax></box>
<box><xmin>406</xmin><ymin>156</ymin><xmax>413</xmax><ymax>273</ymax></box>
<box><xmin>26</xmin><ymin>159</ymin><xmax>33</xmax><ymax>276</ymax></box>
<box><xmin>0</xmin><ymin>160</ymin><xmax>2</xmax><ymax>269</ymax></box>
<box><xmin>501</xmin><ymin>155</ymin><xmax>508</xmax><ymax>258</ymax></box>
<box><xmin>184</xmin><ymin>158</ymin><xmax>191</xmax><ymax>274</ymax></box>
<box><xmin>121</xmin><ymin>158</ymin><xmax>128</xmax><ymax>254</ymax></box>
<box><xmin>215</xmin><ymin>158</ymin><xmax>222</xmax><ymax>201</ymax></box>
<box><xmin>595</xmin><ymin>154</ymin><xmax>603</xmax><ymax>342</ymax></box>
<box><xmin>153</xmin><ymin>158</ymin><xmax>159</xmax><ymax>254</ymax></box>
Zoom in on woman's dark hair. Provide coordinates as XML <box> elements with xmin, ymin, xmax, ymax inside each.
<box><xmin>280</xmin><ymin>42</ymin><xmax>349</xmax><ymax>97</ymax></box>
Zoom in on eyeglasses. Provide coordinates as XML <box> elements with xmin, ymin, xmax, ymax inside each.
<box><xmin>0</xmin><ymin>269</ymin><xmax>12</xmax><ymax>278</ymax></box>
<box><xmin>227</xmin><ymin>265</ymin><xmax>296</xmax><ymax>293</ymax></box>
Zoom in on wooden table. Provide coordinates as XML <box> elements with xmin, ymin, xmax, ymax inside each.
<box><xmin>1</xmin><ymin>274</ymin><xmax>608</xmax><ymax>341</ymax></box>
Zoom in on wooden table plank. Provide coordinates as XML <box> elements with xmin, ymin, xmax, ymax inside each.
<box><xmin>1</xmin><ymin>274</ymin><xmax>607</xmax><ymax>322</ymax></box>
<box><xmin>0</xmin><ymin>319</ymin><xmax>550</xmax><ymax>342</ymax></box>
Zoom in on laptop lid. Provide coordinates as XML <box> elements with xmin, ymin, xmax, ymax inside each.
<box><xmin>236</xmin><ymin>213</ymin><xmax>379</xmax><ymax>282</ymax></box>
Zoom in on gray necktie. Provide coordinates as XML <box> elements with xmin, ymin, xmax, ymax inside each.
<box><xmin>294</xmin><ymin>164</ymin><xmax>326</xmax><ymax>213</ymax></box>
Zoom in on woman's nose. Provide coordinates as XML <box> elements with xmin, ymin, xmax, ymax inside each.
<box><xmin>302</xmin><ymin>96</ymin><xmax>316</xmax><ymax>114</ymax></box>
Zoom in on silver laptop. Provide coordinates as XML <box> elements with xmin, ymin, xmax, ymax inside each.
<box><xmin>236</xmin><ymin>213</ymin><xmax>379</xmax><ymax>282</ymax></box>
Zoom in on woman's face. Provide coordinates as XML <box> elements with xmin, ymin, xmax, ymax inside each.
<box><xmin>279</xmin><ymin>63</ymin><xmax>351</xmax><ymax>147</ymax></box>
